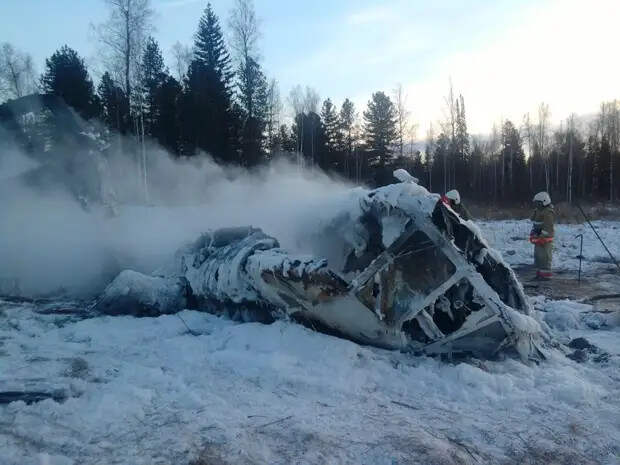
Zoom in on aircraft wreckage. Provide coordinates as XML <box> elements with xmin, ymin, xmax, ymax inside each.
<box><xmin>95</xmin><ymin>171</ymin><xmax>546</xmax><ymax>361</ymax></box>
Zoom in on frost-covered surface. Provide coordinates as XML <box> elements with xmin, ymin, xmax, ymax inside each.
<box><xmin>478</xmin><ymin>219</ymin><xmax>620</xmax><ymax>272</ymax></box>
<box><xmin>97</xmin><ymin>182</ymin><xmax>545</xmax><ymax>359</ymax></box>
<box><xmin>1</xmin><ymin>296</ymin><xmax>619</xmax><ymax>465</ymax></box>
<box><xmin>2</xmin><ymin>212</ymin><xmax>619</xmax><ymax>463</ymax></box>
<box><xmin>93</xmin><ymin>270</ymin><xmax>191</xmax><ymax>316</ymax></box>
<box><xmin>171</xmin><ymin>228</ymin><xmax>331</xmax><ymax>310</ymax></box>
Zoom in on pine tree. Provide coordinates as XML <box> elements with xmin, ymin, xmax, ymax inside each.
<box><xmin>236</xmin><ymin>56</ymin><xmax>267</xmax><ymax>165</ymax></box>
<box><xmin>237</xmin><ymin>57</ymin><xmax>267</xmax><ymax>121</ymax></box>
<box><xmin>338</xmin><ymin>98</ymin><xmax>356</xmax><ymax>178</ymax></box>
<box><xmin>501</xmin><ymin>120</ymin><xmax>526</xmax><ymax>200</ymax></box>
<box><xmin>363</xmin><ymin>91</ymin><xmax>397</xmax><ymax>166</ymax></box>
<box><xmin>432</xmin><ymin>133</ymin><xmax>451</xmax><ymax>192</ymax></box>
<box><xmin>41</xmin><ymin>45</ymin><xmax>98</xmax><ymax>119</ymax></box>
<box><xmin>279</xmin><ymin>124</ymin><xmax>295</xmax><ymax>152</ymax></box>
<box><xmin>470</xmin><ymin>137</ymin><xmax>484</xmax><ymax>197</ymax></box>
<box><xmin>320</xmin><ymin>98</ymin><xmax>345</xmax><ymax>173</ymax></box>
<box><xmin>98</xmin><ymin>71</ymin><xmax>130</xmax><ymax>134</ymax></box>
<box><xmin>140</xmin><ymin>37</ymin><xmax>166</xmax><ymax>135</ymax></box>
<box><xmin>153</xmin><ymin>76</ymin><xmax>182</xmax><ymax>154</ymax></box>
<box><xmin>321</xmin><ymin>98</ymin><xmax>341</xmax><ymax>151</ymax></box>
<box><xmin>339</xmin><ymin>98</ymin><xmax>355</xmax><ymax>154</ymax></box>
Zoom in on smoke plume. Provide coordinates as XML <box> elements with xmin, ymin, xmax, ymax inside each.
<box><xmin>0</xmin><ymin>133</ymin><xmax>359</xmax><ymax>297</ymax></box>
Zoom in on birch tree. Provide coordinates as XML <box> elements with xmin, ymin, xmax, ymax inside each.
<box><xmin>265</xmin><ymin>78</ymin><xmax>282</xmax><ymax>153</ymax></box>
<box><xmin>537</xmin><ymin>103</ymin><xmax>551</xmax><ymax>192</ymax></box>
<box><xmin>392</xmin><ymin>83</ymin><xmax>410</xmax><ymax>157</ymax></box>
<box><xmin>442</xmin><ymin>79</ymin><xmax>457</xmax><ymax>190</ymax></box>
<box><xmin>522</xmin><ymin>113</ymin><xmax>534</xmax><ymax>191</ymax></box>
<box><xmin>229</xmin><ymin>0</ymin><xmax>268</xmax><ymax>164</ymax></box>
<box><xmin>94</xmin><ymin>0</ymin><xmax>154</xmax><ymax>104</ymax></box>
<box><xmin>170</xmin><ymin>41</ymin><xmax>192</xmax><ymax>82</ymax></box>
<box><xmin>0</xmin><ymin>43</ymin><xmax>36</xmax><ymax>101</ymax></box>
<box><xmin>229</xmin><ymin>0</ymin><xmax>260</xmax><ymax>119</ymax></box>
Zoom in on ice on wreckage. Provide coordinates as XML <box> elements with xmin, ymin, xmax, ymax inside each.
<box><xmin>95</xmin><ymin>170</ymin><xmax>546</xmax><ymax>361</ymax></box>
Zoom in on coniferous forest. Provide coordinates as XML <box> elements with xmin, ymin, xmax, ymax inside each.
<box><xmin>1</xmin><ymin>0</ymin><xmax>619</xmax><ymax>205</ymax></box>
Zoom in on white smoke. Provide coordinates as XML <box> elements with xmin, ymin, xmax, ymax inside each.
<box><xmin>0</xmin><ymin>135</ymin><xmax>360</xmax><ymax>298</ymax></box>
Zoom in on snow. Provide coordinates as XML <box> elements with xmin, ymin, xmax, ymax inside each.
<box><xmin>1</xmin><ymin>295</ymin><xmax>619</xmax><ymax>464</ymax></box>
<box><xmin>366</xmin><ymin>181</ymin><xmax>440</xmax><ymax>217</ymax></box>
<box><xmin>2</xmin><ymin>217</ymin><xmax>620</xmax><ymax>464</ymax></box>
<box><xmin>540</xmin><ymin>298</ymin><xmax>593</xmax><ymax>331</ymax></box>
<box><xmin>93</xmin><ymin>270</ymin><xmax>190</xmax><ymax>316</ymax></box>
<box><xmin>379</xmin><ymin>214</ymin><xmax>407</xmax><ymax>248</ymax></box>
<box><xmin>478</xmin><ymin>219</ymin><xmax>620</xmax><ymax>273</ymax></box>
<box><xmin>169</xmin><ymin>228</ymin><xmax>331</xmax><ymax>311</ymax></box>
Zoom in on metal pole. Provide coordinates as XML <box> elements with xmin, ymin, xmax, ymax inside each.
<box><xmin>576</xmin><ymin>204</ymin><xmax>620</xmax><ymax>272</ymax></box>
<box><xmin>575</xmin><ymin>234</ymin><xmax>583</xmax><ymax>283</ymax></box>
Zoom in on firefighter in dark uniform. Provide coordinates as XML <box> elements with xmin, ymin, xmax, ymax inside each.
<box><xmin>442</xmin><ymin>189</ymin><xmax>472</xmax><ymax>221</ymax></box>
<box><xmin>530</xmin><ymin>191</ymin><xmax>555</xmax><ymax>280</ymax></box>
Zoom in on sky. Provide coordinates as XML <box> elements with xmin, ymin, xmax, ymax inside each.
<box><xmin>1</xmin><ymin>0</ymin><xmax>619</xmax><ymax>137</ymax></box>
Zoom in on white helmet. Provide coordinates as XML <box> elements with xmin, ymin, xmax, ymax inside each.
<box><xmin>533</xmin><ymin>191</ymin><xmax>551</xmax><ymax>206</ymax></box>
<box><xmin>445</xmin><ymin>189</ymin><xmax>461</xmax><ymax>205</ymax></box>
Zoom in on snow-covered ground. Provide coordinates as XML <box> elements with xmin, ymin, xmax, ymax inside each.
<box><xmin>1</xmin><ymin>220</ymin><xmax>620</xmax><ymax>465</ymax></box>
<box><xmin>478</xmin><ymin>219</ymin><xmax>620</xmax><ymax>273</ymax></box>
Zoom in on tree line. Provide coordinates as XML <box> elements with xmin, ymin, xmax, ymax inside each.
<box><xmin>423</xmin><ymin>97</ymin><xmax>620</xmax><ymax>204</ymax></box>
<box><xmin>1</xmin><ymin>0</ymin><xmax>619</xmax><ymax>204</ymax></box>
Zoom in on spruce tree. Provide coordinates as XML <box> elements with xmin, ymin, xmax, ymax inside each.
<box><xmin>181</xmin><ymin>3</ymin><xmax>236</xmax><ymax>161</ymax></box>
<box><xmin>41</xmin><ymin>45</ymin><xmax>98</xmax><ymax>119</ymax></box>
<box><xmin>363</xmin><ymin>91</ymin><xmax>397</xmax><ymax>166</ymax></box>
<box><xmin>195</xmin><ymin>3</ymin><xmax>234</xmax><ymax>90</ymax></box>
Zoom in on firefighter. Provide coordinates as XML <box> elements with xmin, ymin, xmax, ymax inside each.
<box><xmin>442</xmin><ymin>189</ymin><xmax>472</xmax><ymax>220</ymax></box>
<box><xmin>530</xmin><ymin>191</ymin><xmax>555</xmax><ymax>280</ymax></box>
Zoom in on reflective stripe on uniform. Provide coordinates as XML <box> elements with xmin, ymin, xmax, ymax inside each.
<box><xmin>529</xmin><ymin>236</ymin><xmax>554</xmax><ymax>244</ymax></box>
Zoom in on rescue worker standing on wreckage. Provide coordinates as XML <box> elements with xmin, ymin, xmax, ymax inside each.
<box><xmin>441</xmin><ymin>189</ymin><xmax>472</xmax><ymax>221</ymax></box>
<box><xmin>530</xmin><ymin>191</ymin><xmax>555</xmax><ymax>280</ymax></box>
